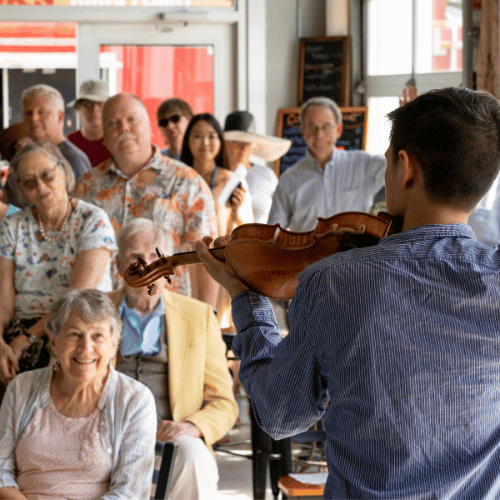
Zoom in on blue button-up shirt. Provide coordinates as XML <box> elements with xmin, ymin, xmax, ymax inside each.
<box><xmin>119</xmin><ymin>295</ymin><xmax>164</xmax><ymax>356</ymax></box>
<box><xmin>232</xmin><ymin>224</ymin><xmax>500</xmax><ymax>499</ymax></box>
<box><xmin>268</xmin><ymin>149</ymin><xmax>386</xmax><ymax>232</ymax></box>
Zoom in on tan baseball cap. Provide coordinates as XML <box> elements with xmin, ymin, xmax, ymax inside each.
<box><xmin>67</xmin><ymin>80</ymin><xmax>109</xmax><ymax>107</ymax></box>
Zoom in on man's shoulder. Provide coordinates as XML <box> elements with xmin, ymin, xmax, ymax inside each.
<box><xmin>58</xmin><ymin>139</ymin><xmax>87</xmax><ymax>160</ymax></box>
<box><xmin>152</xmin><ymin>151</ymin><xmax>212</xmax><ymax>194</ymax></box>
<box><xmin>155</xmin><ymin>152</ymin><xmax>196</xmax><ymax>177</ymax></box>
<box><xmin>57</xmin><ymin>139</ymin><xmax>92</xmax><ymax>173</ymax></box>
<box><xmin>278</xmin><ymin>157</ymin><xmax>312</xmax><ymax>182</ymax></box>
<box><xmin>74</xmin><ymin>197</ymin><xmax>108</xmax><ymax>218</ymax></box>
<box><xmin>163</xmin><ymin>289</ymin><xmax>211</xmax><ymax>311</ymax></box>
<box><xmin>336</xmin><ymin>148</ymin><xmax>385</xmax><ymax>164</ymax></box>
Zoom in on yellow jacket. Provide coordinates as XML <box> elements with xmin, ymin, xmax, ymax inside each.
<box><xmin>108</xmin><ymin>288</ymin><xmax>239</xmax><ymax>452</ymax></box>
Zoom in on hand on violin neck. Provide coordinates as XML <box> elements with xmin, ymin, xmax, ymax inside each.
<box><xmin>195</xmin><ymin>236</ymin><xmax>250</xmax><ymax>299</ymax></box>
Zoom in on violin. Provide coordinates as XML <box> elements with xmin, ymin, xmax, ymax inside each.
<box><xmin>124</xmin><ymin>211</ymin><xmax>402</xmax><ymax>300</ymax></box>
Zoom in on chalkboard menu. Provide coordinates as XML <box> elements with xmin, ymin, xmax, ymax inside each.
<box><xmin>299</xmin><ymin>36</ymin><xmax>350</xmax><ymax>106</ymax></box>
<box><xmin>274</xmin><ymin>106</ymin><xmax>368</xmax><ymax>177</ymax></box>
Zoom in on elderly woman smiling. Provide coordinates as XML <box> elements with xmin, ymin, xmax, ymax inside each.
<box><xmin>0</xmin><ymin>289</ymin><xmax>156</xmax><ymax>500</ymax></box>
<box><xmin>0</xmin><ymin>140</ymin><xmax>116</xmax><ymax>386</ymax></box>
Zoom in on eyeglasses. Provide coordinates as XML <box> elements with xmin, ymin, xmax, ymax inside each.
<box><xmin>158</xmin><ymin>114</ymin><xmax>182</xmax><ymax>127</ymax></box>
<box><xmin>305</xmin><ymin>123</ymin><xmax>335</xmax><ymax>135</ymax></box>
<box><xmin>19</xmin><ymin>165</ymin><xmax>59</xmax><ymax>191</ymax></box>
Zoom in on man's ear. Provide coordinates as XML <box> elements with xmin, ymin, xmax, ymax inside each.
<box><xmin>336</xmin><ymin>122</ymin><xmax>343</xmax><ymax>137</ymax></box>
<box><xmin>57</xmin><ymin>110</ymin><xmax>65</xmax><ymax>126</ymax></box>
<box><xmin>398</xmin><ymin>150</ymin><xmax>415</xmax><ymax>189</ymax></box>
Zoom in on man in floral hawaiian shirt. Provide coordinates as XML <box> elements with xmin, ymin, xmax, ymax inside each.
<box><xmin>74</xmin><ymin>93</ymin><xmax>218</xmax><ymax>306</ymax></box>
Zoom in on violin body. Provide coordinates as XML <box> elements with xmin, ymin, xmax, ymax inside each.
<box><xmin>124</xmin><ymin>211</ymin><xmax>402</xmax><ymax>300</ymax></box>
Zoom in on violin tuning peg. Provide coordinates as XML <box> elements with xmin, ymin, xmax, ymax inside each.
<box><xmin>147</xmin><ymin>283</ymin><xmax>158</xmax><ymax>296</ymax></box>
<box><xmin>137</xmin><ymin>257</ymin><xmax>147</xmax><ymax>270</ymax></box>
<box><xmin>165</xmin><ymin>276</ymin><xmax>172</xmax><ymax>285</ymax></box>
<box><xmin>156</xmin><ymin>247</ymin><xmax>165</xmax><ymax>259</ymax></box>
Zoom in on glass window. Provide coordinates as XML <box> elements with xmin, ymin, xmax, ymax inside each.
<box><xmin>101</xmin><ymin>44</ymin><xmax>214</xmax><ymax>148</ymax></box>
<box><xmin>0</xmin><ymin>0</ymin><xmax>232</xmax><ymax>6</ymax></box>
<box><xmin>367</xmin><ymin>0</ymin><xmax>462</xmax><ymax>76</ymax></box>
<box><xmin>366</xmin><ymin>96</ymin><xmax>398</xmax><ymax>155</ymax></box>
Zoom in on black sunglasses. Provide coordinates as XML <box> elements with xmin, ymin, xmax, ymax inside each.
<box><xmin>158</xmin><ymin>114</ymin><xmax>182</xmax><ymax>127</ymax></box>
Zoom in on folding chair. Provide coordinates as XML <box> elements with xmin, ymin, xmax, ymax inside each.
<box><xmin>151</xmin><ymin>441</ymin><xmax>178</xmax><ymax>500</ymax></box>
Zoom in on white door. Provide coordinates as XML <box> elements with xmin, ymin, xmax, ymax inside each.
<box><xmin>79</xmin><ymin>21</ymin><xmax>235</xmax><ymax>128</ymax></box>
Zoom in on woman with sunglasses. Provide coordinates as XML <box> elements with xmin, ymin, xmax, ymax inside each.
<box><xmin>181</xmin><ymin>113</ymin><xmax>253</xmax><ymax>332</ymax></box>
<box><xmin>157</xmin><ymin>98</ymin><xmax>194</xmax><ymax>160</ymax></box>
<box><xmin>0</xmin><ymin>140</ymin><xmax>116</xmax><ymax>389</ymax></box>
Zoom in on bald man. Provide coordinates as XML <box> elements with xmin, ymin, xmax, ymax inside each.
<box><xmin>74</xmin><ymin>93</ymin><xmax>218</xmax><ymax>307</ymax></box>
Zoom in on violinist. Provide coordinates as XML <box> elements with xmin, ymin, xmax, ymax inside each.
<box><xmin>196</xmin><ymin>88</ymin><xmax>500</xmax><ymax>499</ymax></box>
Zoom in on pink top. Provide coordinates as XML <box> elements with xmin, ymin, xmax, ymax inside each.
<box><xmin>15</xmin><ymin>399</ymin><xmax>111</xmax><ymax>500</ymax></box>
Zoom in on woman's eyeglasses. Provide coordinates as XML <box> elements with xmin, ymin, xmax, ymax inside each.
<box><xmin>158</xmin><ymin>114</ymin><xmax>182</xmax><ymax>127</ymax></box>
<box><xmin>19</xmin><ymin>165</ymin><xmax>59</xmax><ymax>191</ymax></box>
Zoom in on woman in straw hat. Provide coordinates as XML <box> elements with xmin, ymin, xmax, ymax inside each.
<box><xmin>224</xmin><ymin>111</ymin><xmax>291</xmax><ymax>223</ymax></box>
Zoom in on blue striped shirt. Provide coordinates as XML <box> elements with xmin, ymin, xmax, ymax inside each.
<box><xmin>232</xmin><ymin>223</ymin><xmax>500</xmax><ymax>499</ymax></box>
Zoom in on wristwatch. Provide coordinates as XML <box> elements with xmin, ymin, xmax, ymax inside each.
<box><xmin>22</xmin><ymin>331</ymin><xmax>38</xmax><ymax>344</ymax></box>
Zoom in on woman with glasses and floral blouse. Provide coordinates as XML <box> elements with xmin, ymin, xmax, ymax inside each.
<box><xmin>0</xmin><ymin>140</ymin><xmax>116</xmax><ymax>388</ymax></box>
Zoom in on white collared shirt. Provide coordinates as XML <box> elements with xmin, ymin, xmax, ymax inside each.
<box><xmin>268</xmin><ymin>148</ymin><xmax>386</xmax><ymax>232</ymax></box>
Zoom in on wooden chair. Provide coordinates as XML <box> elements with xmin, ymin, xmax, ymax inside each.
<box><xmin>278</xmin><ymin>475</ymin><xmax>325</xmax><ymax>499</ymax></box>
<box><xmin>151</xmin><ymin>441</ymin><xmax>178</xmax><ymax>500</ymax></box>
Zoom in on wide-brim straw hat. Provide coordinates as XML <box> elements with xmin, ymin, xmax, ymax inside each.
<box><xmin>0</xmin><ymin>122</ymin><xmax>28</xmax><ymax>161</ymax></box>
<box><xmin>67</xmin><ymin>79</ymin><xmax>109</xmax><ymax>108</ymax></box>
<box><xmin>224</xmin><ymin>111</ymin><xmax>291</xmax><ymax>162</ymax></box>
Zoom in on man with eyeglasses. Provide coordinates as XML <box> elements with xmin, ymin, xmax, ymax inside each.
<box><xmin>67</xmin><ymin>80</ymin><xmax>112</xmax><ymax>168</ymax></box>
<box><xmin>268</xmin><ymin>96</ymin><xmax>386</xmax><ymax>232</ymax></box>
<box><xmin>156</xmin><ymin>98</ymin><xmax>194</xmax><ymax>160</ymax></box>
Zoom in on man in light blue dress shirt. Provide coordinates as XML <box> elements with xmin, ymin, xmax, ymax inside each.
<box><xmin>197</xmin><ymin>88</ymin><xmax>500</xmax><ymax>499</ymax></box>
<box><xmin>268</xmin><ymin>96</ymin><xmax>386</xmax><ymax>232</ymax></box>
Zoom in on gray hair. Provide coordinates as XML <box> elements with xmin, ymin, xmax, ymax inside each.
<box><xmin>300</xmin><ymin>96</ymin><xmax>343</xmax><ymax>125</ymax></box>
<box><xmin>117</xmin><ymin>218</ymin><xmax>172</xmax><ymax>258</ymax></box>
<box><xmin>46</xmin><ymin>289</ymin><xmax>122</xmax><ymax>340</ymax></box>
<box><xmin>8</xmin><ymin>139</ymin><xmax>75</xmax><ymax>206</ymax></box>
<box><xmin>21</xmin><ymin>84</ymin><xmax>65</xmax><ymax>114</ymax></box>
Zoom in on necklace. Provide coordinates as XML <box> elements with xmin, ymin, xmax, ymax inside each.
<box><xmin>38</xmin><ymin>198</ymin><xmax>73</xmax><ymax>243</ymax></box>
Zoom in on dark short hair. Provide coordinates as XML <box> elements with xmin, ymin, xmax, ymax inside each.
<box><xmin>9</xmin><ymin>139</ymin><xmax>75</xmax><ymax>206</ymax></box>
<box><xmin>180</xmin><ymin>113</ymin><xmax>226</xmax><ymax>169</ymax></box>
<box><xmin>387</xmin><ymin>87</ymin><xmax>500</xmax><ymax>211</ymax></box>
<box><xmin>157</xmin><ymin>98</ymin><xmax>194</xmax><ymax>122</ymax></box>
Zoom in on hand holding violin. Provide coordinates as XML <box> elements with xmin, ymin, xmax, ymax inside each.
<box><xmin>196</xmin><ymin>236</ymin><xmax>250</xmax><ymax>299</ymax></box>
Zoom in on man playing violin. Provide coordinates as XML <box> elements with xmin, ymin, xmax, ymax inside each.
<box><xmin>196</xmin><ymin>88</ymin><xmax>500</xmax><ymax>499</ymax></box>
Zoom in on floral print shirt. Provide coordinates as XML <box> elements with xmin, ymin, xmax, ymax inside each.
<box><xmin>0</xmin><ymin>199</ymin><xmax>117</xmax><ymax>319</ymax></box>
<box><xmin>74</xmin><ymin>147</ymin><xmax>217</xmax><ymax>296</ymax></box>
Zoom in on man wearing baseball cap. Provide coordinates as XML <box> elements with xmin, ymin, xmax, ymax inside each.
<box><xmin>67</xmin><ymin>80</ymin><xmax>111</xmax><ymax>167</ymax></box>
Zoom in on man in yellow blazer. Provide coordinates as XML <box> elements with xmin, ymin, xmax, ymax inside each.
<box><xmin>109</xmin><ymin>218</ymin><xmax>238</xmax><ymax>500</ymax></box>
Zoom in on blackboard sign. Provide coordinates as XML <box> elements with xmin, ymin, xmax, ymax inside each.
<box><xmin>299</xmin><ymin>36</ymin><xmax>350</xmax><ymax>106</ymax></box>
<box><xmin>274</xmin><ymin>106</ymin><xmax>368</xmax><ymax>177</ymax></box>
